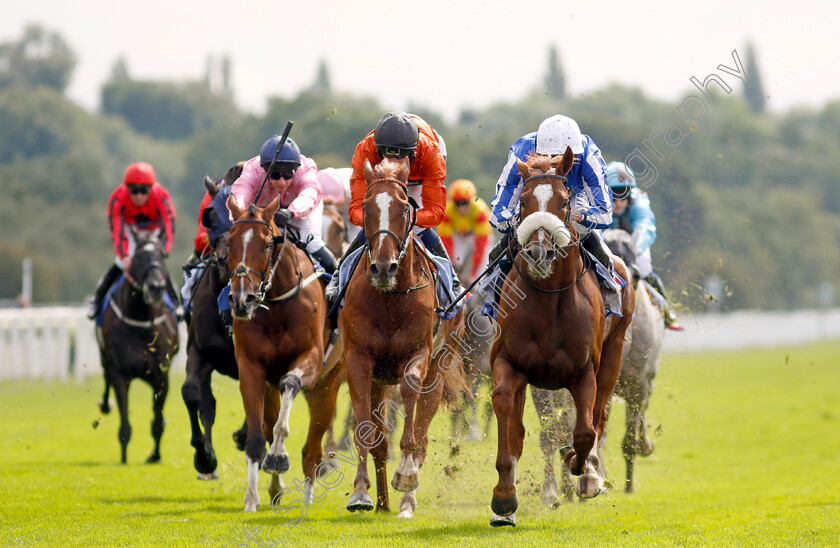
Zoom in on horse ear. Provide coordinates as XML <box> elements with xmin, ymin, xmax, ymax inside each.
<box><xmin>558</xmin><ymin>146</ymin><xmax>574</xmax><ymax>176</ymax></box>
<box><xmin>202</xmin><ymin>207</ymin><xmax>218</xmax><ymax>229</ymax></box>
<box><xmin>227</xmin><ymin>193</ymin><xmax>242</xmax><ymax>219</ymax></box>
<box><xmin>397</xmin><ymin>156</ymin><xmax>411</xmax><ymax>180</ymax></box>
<box><xmin>516</xmin><ymin>158</ymin><xmax>531</xmax><ymax>179</ymax></box>
<box><xmin>265</xmin><ymin>195</ymin><xmax>282</xmax><ymax>220</ymax></box>
<box><xmin>363</xmin><ymin>159</ymin><xmax>375</xmax><ymax>185</ymax></box>
<box><xmin>204</xmin><ymin>175</ymin><xmax>221</xmax><ymax>197</ymax></box>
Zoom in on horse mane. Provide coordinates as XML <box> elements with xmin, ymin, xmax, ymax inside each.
<box><xmin>247</xmin><ymin>203</ymin><xmax>259</xmax><ymax>217</ymax></box>
<box><xmin>373</xmin><ymin>157</ymin><xmax>406</xmax><ymax>181</ymax></box>
<box><xmin>523</xmin><ymin>152</ymin><xmax>579</xmax><ymax>174</ymax></box>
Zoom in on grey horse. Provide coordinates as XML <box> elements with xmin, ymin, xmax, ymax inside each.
<box><xmin>531</xmin><ymin>228</ymin><xmax>665</xmax><ymax>503</ymax></box>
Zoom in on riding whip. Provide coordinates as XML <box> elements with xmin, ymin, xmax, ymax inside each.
<box><xmin>253</xmin><ymin>120</ymin><xmax>294</xmax><ymax>205</ymax></box>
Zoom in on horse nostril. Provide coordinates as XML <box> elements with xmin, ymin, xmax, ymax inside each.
<box><xmin>369</xmin><ymin>263</ymin><xmax>379</xmax><ymax>277</ymax></box>
<box><xmin>245</xmin><ymin>294</ymin><xmax>256</xmax><ymax>307</ymax></box>
<box><xmin>387</xmin><ymin>262</ymin><xmax>398</xmax><ymax>276</ymax></box>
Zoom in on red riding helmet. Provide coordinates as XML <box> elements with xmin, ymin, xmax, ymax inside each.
<box><xmin>123</xmin><ymin>162</ymin><xmax>157</xmax><ymax>186</ymax></box>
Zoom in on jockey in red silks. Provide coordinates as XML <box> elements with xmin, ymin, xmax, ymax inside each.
<box><xmin>228</xmin><ymin>136</ymin><xmax>337</xmax><ymax>276</ymax></box>
<box><xmin>87</xmin><ymin>162</ymin><xmax>180</xmax><ymax>319</ymax></box>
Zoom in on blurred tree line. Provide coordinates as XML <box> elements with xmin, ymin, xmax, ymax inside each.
<box><xmin>0</xmin><ymin>26</ymin><xmax>838</xmax><ymax>312</ymax></box>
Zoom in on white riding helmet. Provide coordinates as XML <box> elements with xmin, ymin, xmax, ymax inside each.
<box><xmin>535</xmin><ymin>114</ymin><xmax>584</xmax><ymax>155</ymax></box>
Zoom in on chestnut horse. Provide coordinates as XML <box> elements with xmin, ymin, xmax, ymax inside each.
<box><xmin>341</xmin><ymin>156</ymin><xmax>465</xmax><ymax>518</ymax></box>
<box><xmin>226</xmin><ymin>195</ymin><xmax>343</xmax><ymax>512</ymax></box>
<box><xmin>97</xmin><ymin>229</ymin><xmax>179</xmax><ymax>464</ymax></box>
<box><xmin>488</xmin><ymin>149</ymin><xmax>634</xmax><ymax>526</ymax></box>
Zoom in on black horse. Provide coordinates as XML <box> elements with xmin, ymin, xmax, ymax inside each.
<box><xmin>97</xmin><ymin>229</ymin><xmax>179</xmax><ymax>464</ymax></box>
<box><xmin>181</xmin><ymin>165</ymin><xmax>246</xmax><ymax>479</ymax></box>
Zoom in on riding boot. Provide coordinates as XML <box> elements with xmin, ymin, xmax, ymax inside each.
<box><xmin>581</xmin><ymin>230</ymin><xmax>615</xmax><ymax>280</ymax></box>
<box><xmin>311</xmin><ymin>246</ymin><xmax>338</xmax><ymax>276</ymax></box>
<box><xmin>165</xmin><ymin>274</ymin><xmax>184</xmax><ymax>321</ymax></box>
<box><xmin>325</xmin><ymin>233</ymin><xmax>366</xmax><ymax>321</ymax></box>
<box><xmin>645</xmin><ymin>272</ymin><xmax>684</xmax><ymax>331</ymax></box>
<box><xmin>88</xmin><ymin>263</ymin><xmax>123</xmax><ymax>319</ymax></box>
<box><xmin>428</xmin><ymin>240</ymin><xmax>464</xmax><ymax>299</ymax></box>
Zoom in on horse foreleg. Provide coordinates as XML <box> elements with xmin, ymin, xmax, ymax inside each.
<box><xmin>146</xmin><ymin>374</ymin><xmax>168</xmax><ymax>464</ymax></box>
<box><xmin>392</xmin><ymin>349</ymin><xmax>430</xmax><ymax>494</ymax></box>
<box><xmin>531</xmin><ymin>387</ymin><xmax>562</xmax><ymax>507</ymax></box>
<box><xmin>182</xmin><ymin>354</ymin><xmax>216</xmax><ymax>476</ymax></box>
<box><xmin>564</xmin><ymin>365</ymin><xmax>597</xmax><ymax>485</ymax></box>
<box><xmin>301</xmin><ymin>359</ymin><xmax>344</xmax><ymax>506</ymax></box>
<box><xmin>238</xmin><ymin>360</ymin><xmax>267</xmax><ymax>512</ymax></box>
<box><xmin>490</xmin><ymin>354</ymin><xmax>527</xmax><ymax>519</ymax></box>
<box><xmin>111</xmin><ymin>375</ymin><xmax>131</xmax><ymax>464</ymax></box>
<box><xmin>344</xmin><ymin>350</ymin><xmax>375</xmax><ymax>512</ymax></box>
<box><xmin>370</xmin><ymin>382</ymin><xmax>392</xmax><ymax>512</ymax></box>
<box><xmin>263</xmin><ymin>371</ymin><xmax>303</xmax><ymax>475</ymax></box>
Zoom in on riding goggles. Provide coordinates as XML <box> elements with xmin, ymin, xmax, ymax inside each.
<box><xmin>454</xmin><ymin>200</ymin><xmax>470</xmax><ymax>207</ymax></box>
<box><xmin>127</xmin><ymin>184</ymin><xmax>151</xmax><ymax>195</ymax></box>
<box><xmin>377</xmin><ymin>145</ymin><xmax>414</xmax><ymax>158</ymax></box>
<box><xmin>268</xmin><ymin>167</ymin><xmax>297</xmax><ymax>180</ymax></box>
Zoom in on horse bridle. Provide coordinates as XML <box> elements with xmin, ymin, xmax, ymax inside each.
<box><xmin>362</xmin><ymin>177</ymin><xmax>431</xmax><ymax>293</ymax></box>
<box><xmin>230</xmin><ymin>217</ymin><xmax>302</xmax><ymax>306</ymax></box>
<box><xmin>364</xmin><ymin>177</ymin><xmax>418</xmax><ymax>265</ymax></box>
<box><xmin>513</xmin><ymin>172</ymin><xmax>590</xmax><ymax>293</ymax></box>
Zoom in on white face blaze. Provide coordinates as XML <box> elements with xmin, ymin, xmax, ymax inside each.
<box><xmin>534</xmin><ymin>184</ymin><xmax>553</xmax><ymax>212</ymax></box>
<box><xmin>236</xmin><ymin>228</ymin><xmax>254</xmax><ymax>295</ymax></box>
<box><xmin>375</xmin><ymin>192</ymin><xmax>394</xmax><ymax>247</ymax></box>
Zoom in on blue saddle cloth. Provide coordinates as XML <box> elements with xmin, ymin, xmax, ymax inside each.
<box><xmin>96</xmin><ymin>275</ymin><xmax>176</xmax><ymax>326</ymax></box>
<box><xmin>336</xmin><ymin>235</ymin><xmax>466</xmax><ymax>319</ymax></box>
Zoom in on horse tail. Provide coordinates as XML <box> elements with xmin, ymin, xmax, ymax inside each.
<box><xmin>441</xmin><ymin>358</ymin><xmax>473</xmax><ymax>410</ymax></box>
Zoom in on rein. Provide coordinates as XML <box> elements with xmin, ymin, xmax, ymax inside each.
<box><xmin>110</xmin><ymin>251</ymin><xmax>173</xmax><ymax>329</ymax></box>
<box><xmin>230</xmin><ymin>218</ymin><xmax>311</xmax><ymax>307</ymax></box>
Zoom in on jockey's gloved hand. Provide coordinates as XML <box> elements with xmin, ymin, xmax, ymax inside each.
<box><xmin>273</xmin><ymin>208</ymin><xmax>293</xmax><ymax>227</ymax></box>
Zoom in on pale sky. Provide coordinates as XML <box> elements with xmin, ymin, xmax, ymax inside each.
<box><xmin>2</xmin><ymin>0</ymin><xmax>838</xmax><ymax>122</ymax></box>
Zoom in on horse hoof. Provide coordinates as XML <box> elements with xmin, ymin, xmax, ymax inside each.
<box><xmin>197</xmin><ymin>470</ymin><xmax>219</xmax><ymax>480</ymax></box>
<box><xmin>145</xmin><ymin>453</ymin><xmax>161</xmax><ymax>464</ymax></box>
<box><xmin>490</xmin><ymin>513</ymin><xmax>516</xmax><ymax>527</ymax></box>
<box><xmin>577</xmin><ymin>475</ymin><xmax>605</xmax><ymax>499</ymax></box>
<box><xmin>391</xmin><ymin>472</ymin><xmax>419</xmax><ymax>493</ymax></box>
<box><xmin>98</xmin><ymin>398</ymin><xmax>113</xmax><ymax>414</ymax></box>
<box><xmin>346</xmin><ymin>492</ymin><xmax>374</xmax><ymax>512</ymax></box>
<box><xmin>638</xmin><ymin>437</ymin><xmax>655</xmax><ymax>457</ymax></box>
<box><xmin>232</xmin><ymin>427</ymin><xmax>246</xmax><ymax>452</ymax></box>
<box><xmin>490</xmin><ymin>494</ymin><xmax>518</xmax><ymax>517</ymax></box>
<box><xmin>194</xmin><ymin>452</ymin><xmax>218</xmax><ymax>475</ymax></box>
<box><xmin>559</xmin><ymin>445</ymin><xmax>573</xmax><ymax>458</ymax></box>
<box><xmin>261</xmin><ymin>454</ymin><xmax>290</xmax><ymax>474</ymax></box>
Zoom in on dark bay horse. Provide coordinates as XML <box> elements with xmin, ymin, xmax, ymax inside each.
<box><xmin>97</xmin><ymin>229</ymin><xmax>179</xmax><ymax>464</ymax></box>
<box><xmin>181</xmin><ymin>165</ymin><xmax>247</xmax><ymax>480</ymax></box>
<box><xmin>341</xmin><ymin>156</ymin><xmax>466</xmax><ymax>518</ymax></box>
<box><xmin>226</xmin><ymin>194</ymin><xmax>343</xmax><ymax>512</ymax></box>
<box><xmin>488</xmin><ymin>150</ymin><xmax>634</xmax><ymax>526</ymax></box>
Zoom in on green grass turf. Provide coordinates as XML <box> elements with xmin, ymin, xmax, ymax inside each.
<box><xmin>1</xmin><ymin>340</ymin><xmax>838</xmax><ymax>547</ymax></box>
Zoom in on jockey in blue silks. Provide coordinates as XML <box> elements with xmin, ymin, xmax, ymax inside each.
<box><xmin>606</xmin><ymin>161</ymin><xmax>684</xmax><ymax>330</ymax></box>
<box><xmin>487</xmin><ymin>114</ymin><xmax>622</xmax><ymax>314</ymax></box>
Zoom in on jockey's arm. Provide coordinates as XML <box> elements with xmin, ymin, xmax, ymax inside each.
<box><xmin>286</xmin><ymin>159</ymin><xmax>322</xmax><ymax>219</ymax></box>
<box><xmin>629</xmin><ymin>191</ymin><xmax>657</xmax><ymax>253</ymax></box>
<box><xmin>490</xmin><ymin>137</ymin><xmax>532</xmax><ymax>233</ymax></box>
<box><xmin>574</xmin><ymin>141</ymin><xmax>612</xmax><ymax>229</ymax></box>
<box><xmin>154</xmin><ymin>186</ymin><xmax>177</xmax><ymax>254</ymax></box>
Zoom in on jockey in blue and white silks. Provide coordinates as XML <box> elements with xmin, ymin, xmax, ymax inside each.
<box><xmin>606</xmin><ymin>161</ymin><xmax>684</xmax><ymax>330</ymax></box>
<box><xmin>490</xmin><ymin>131</ymin><xmax>611</xmax><ymax>234</ymax></box>
<box><xmin>483</xmin><ymin>114</ymin><xmax>622</xmax><ymax>317</ymax></box>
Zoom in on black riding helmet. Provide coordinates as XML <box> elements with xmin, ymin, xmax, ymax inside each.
<box><xmin>374</xmin><ymin>112</ymin><xmax>419</xmax><ymax>160</ymax></box>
